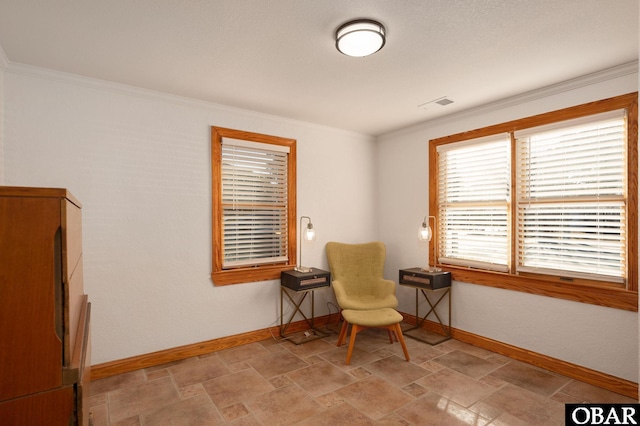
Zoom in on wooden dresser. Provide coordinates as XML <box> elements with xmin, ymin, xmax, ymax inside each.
<box><xmin>0</xmin><ymin>187</ymin><xmax>91</xmax><ymax>425</ymax></box>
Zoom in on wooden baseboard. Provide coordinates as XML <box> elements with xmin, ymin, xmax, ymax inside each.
<box><xmin>91</xmin><ymin>313</ymin><xmax>341</xmax><ymax>381</ymax></box>
<box><xmin>90</xmin><ymin>328</ymin><xmax>271</xmax><ymax>380</ymax></box>
<box><xmin>401</xmin><ymin>312</ymin><xmax>638</xmax><ymax>399</ymax></box>
<box><xmin>453</xmin><ymin>328</ymin><xmax>638</xmax><ymax>399</ymax></box>
<box><xmin>92</xmin><ymin>311</ymin><xmax>637</xmax><ymax>399</ymax></box>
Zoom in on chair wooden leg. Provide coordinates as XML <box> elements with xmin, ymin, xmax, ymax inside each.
<box><xmin>387</xmin><ymin>328</ymin><xmax>400</xmax><ymax>343</ymax></box>
<box><xmin>345</xmin><ymin>324</ymin><xmax>361</xmax><ymax>365</ymax></box>
<box><xmin>387</xmin><ymin>329</ymin><xmax>394</xmax><ymax>343</ymax></box>
<box><xmin>394</xmin><ymin>323</ymin><xmax>410</xmax><ymax>362</ymax></box>
<box><xmin>337</xmin><ymin>320</ymin><xmax>349</xmax><ymax>347</ymax></box>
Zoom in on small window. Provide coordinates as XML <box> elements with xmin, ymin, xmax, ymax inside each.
<box><xmin>211</xmin><ymin>127</ymin><xmax>297</xmax><ymax>285</ymax></box>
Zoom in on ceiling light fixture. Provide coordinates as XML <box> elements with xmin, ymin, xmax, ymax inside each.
<box><xmin>335</xmin><ymin>19</ymin><xmax>386</xmax><ymax>57</ymax></box>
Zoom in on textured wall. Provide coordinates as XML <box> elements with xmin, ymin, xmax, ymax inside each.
<box><xmin>3</xmin><ymin>60</ymin><xmax>638</xmax><ymax>383</ymax></box>
<box><xmin>377</xmin><ymin>66</ymin><xmax>639</xmax><ymax>382</ymax></box>
<box><xmin>3</xmin><ymin>66</ymin><xmax>377</xmax><ymax>364</ymax></box>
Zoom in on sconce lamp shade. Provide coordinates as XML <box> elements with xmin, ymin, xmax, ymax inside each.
<box><xmin>419</xmin><ymin>218</ymin><xmax>432</xmax><ymax>241</ymax></box>
<box><xmin>304</xmin><ymin>222</ymin><xmax>316</xmax><ymax>242</ymax></box>
<box><xmin>335</xmin><ymin>19</ymin><xmax>386</xmax><ymax>57</ymax></box>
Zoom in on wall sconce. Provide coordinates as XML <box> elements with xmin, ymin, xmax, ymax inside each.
<box><xmin>419</xmin><ymin>216</ymin><xmax>441</xmax><ymax>272</ymax></box>
<box><xmin>295</xmin><ymin>216</ymin><xmax>316</xmax><ymax>273</ymax></box>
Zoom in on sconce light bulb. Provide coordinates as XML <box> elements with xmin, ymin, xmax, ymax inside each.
<box><xmin>419</xmin><ymin>222</ymin><xmax>432</xmax><ymax>241</ymax></box>
<box><xmin>305</xmin><ymin>224</ymin><xmax>316</xmax><ymax>241</ymax></box>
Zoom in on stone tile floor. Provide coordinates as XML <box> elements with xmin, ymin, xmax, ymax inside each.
<box><xmin>89</xmin><ymin>324</ymin><xmax>636</xmax><ymax>425</ymax></box>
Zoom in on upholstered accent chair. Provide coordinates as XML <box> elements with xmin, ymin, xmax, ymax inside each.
<box><xmin>325</xmin><ymin>241</ymin><xmax>398</xmax><ymax>310</ymax></box>
<box><xmin>326</xmin><ymin>241</ymin><xmax>410</xmax><ymax>364</ymax></box>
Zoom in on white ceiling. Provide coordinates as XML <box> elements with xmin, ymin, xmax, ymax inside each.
<box><xmin>0</xmin><ymin>0</ymin><xmax>638</xmax><ymax>136</ymax></box>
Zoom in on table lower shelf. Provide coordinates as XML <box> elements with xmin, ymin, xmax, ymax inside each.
<box><xmin>280</xmin><ymin>284</ymin><xmax>332</xmax><ymax>345</ymax></box>
<box><xmin>401</xmin><ymin>324</ymin><xmax>451</xmax><ymax>345</ymax></box>
<box><xmin>280</xmin><ymin>327</ymin><xmax>331</xmax><ymax>345</ymax></box>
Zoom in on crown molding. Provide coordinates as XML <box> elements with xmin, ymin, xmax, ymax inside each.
<box><xmin>4</xmin><ymin>59</ymin><xmax>637</xmax><ymax>140</ymax></box>
<box><xmin>3</xmin><ymin>62</ymin><xmax>372</xmax><ymax>140</ymax></box>
<box><xmin>4</xmin><ymin>61</ymin><xmax>240</xmax><ymax>110</ymax></box>
<box><xmin>382</xmin><ymin>60</ymin><xmax>639</xmax><ymax>139</ymax></box>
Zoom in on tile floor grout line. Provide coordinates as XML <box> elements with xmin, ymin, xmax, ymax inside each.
<box><xmin>90</xmin><ymin>332</ymin><xmax>634</xmax><ymax>425</ymax></box>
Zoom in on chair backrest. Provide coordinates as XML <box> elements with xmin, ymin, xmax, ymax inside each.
<box><xmin>326</xmin><ymin>241</ymin><xmax>386</xmax><ymax>285</ymax></box>
<box><xmin>326</xmin><ymin>241</ymin><xmax>398</xmax><ymax>310</ymax></box>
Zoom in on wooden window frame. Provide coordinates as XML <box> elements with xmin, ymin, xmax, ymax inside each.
<box><xmin>429</xmin><ymin>93</ymin><xmax>638</xmax><ymax>311</ymax></box>
<box><xmin>211</xmin><ymin>127</ymin><xmax>297</xmax><ymax>285</ymax></box>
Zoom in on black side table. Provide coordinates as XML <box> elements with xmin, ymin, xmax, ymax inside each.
<box><xmin>280</xmin><ymin>268</ymin><xmax>331</xmax><ymax>344</ymax></box>
<box><xmin>399</xmin><ymin>268</ymin><xmax>452</xmax><ymax>345</ymax></box>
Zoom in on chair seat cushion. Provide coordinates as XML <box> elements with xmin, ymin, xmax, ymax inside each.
<box><xmin>341</xmin><ymin>308</ymin><xmax>403</xmax><ymax>327</ymax></box>
<box><xmin>338</xmin><ymin>293</ymin><xmax>398</xmax><ymax>310</ymax></box>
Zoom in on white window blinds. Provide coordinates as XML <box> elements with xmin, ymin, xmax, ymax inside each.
<box><xmin>515</xmin><ymin>110</ymin><xmax>627</xmax><ymax>282</ymax></box>
<box><xmin>437</xmin><ymin>135</ymin><xmax>511</xmax><ymax>272</ymax></box>
<box><xmin>221</xmin><ymin>138</ymin><xmax>290</xmax><ymax>268</ymax></box>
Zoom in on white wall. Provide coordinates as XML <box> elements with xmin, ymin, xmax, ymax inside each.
<box><xmin>2</xmin><ymin>65</ymin><xmax>377</xmax><ymax>364</ymax></box>
<box><xmin>0</xmin><ymin>46</ymin><xmax>6</xmax><ymax>184</ymax></box>
<box><xmin>3</xmin><ymin>60</ymin><xmax>638</xmax><ymax>384</ymax></box>
<box><xmin>377</xmin><ymin>64</ymin><xmax>639</xmax><ymax>382</ymax></box>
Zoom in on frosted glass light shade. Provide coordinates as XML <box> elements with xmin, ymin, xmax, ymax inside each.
<box><xmin>419</xmin><ymin>223</ymin><xmax>432</xmax><ymax>241</ymax></box>
<box><xmin>336</xmin><ymin>19</ymin><xmax>386</xmax><ymax>57</ymax></box>
<box><xmin>304</xmin><ymin>224</ymin><xmax>316</xmax><ymax>241</ymax></box>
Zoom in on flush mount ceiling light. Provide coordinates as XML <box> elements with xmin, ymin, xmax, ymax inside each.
<box><xmin>335</xmin><ymin>19</ymin><xmax>386</xmax><ymax>57</ymax></box>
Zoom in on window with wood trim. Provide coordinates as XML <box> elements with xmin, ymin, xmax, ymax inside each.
<box><xmin>211</xmin><ymin>127</ymin><xmax>297</xmax><ymax>285</ymax></box>
<box><xmin>429</xmin><ymin>93</ymin><xmax>638</xmax><ymax>311</ymax></box>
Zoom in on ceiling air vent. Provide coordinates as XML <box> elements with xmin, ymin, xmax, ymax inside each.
<box><xmin>435</xmin><ymin>98</ymin><xmax>454</xmax><ymax>106</ymax></box>
<box><xmin>418</xmin><ymin>96</ymin><xmax>454</xmax><ymax>110</ymax></box>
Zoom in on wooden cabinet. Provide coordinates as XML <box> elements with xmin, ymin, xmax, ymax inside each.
<box><xmin>0</xmin><ymin>186</ymin><xmax>91</xmax><ymax>425</ymax></box>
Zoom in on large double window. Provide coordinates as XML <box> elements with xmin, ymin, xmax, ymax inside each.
<box><xmin>430</xmin><ymin>93</ymin><xmax>637</xmax><ymax>310</ymax></box>
<box><xmin>211</xmin><ymin>127</ymin><xmax>297</xmax><ymax>285</ymax></box>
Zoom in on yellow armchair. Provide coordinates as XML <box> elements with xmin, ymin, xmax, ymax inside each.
<box><xmin>325</xmin><ymin>241</ymin><xmax>409</xmax><ymax>364</ymax></box>
<box><xmin>325</xmin><ymin>241</ymin><xmax>398</xmax><ymax>310</ymax></box>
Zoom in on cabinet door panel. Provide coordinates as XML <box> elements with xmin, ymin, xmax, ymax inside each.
<box><xmin>0</xmin><ymin>386</ymin><xmax>75</xmax><ymax>425</ymax></box>
<box><xmin>0</xmin><ymin>197</ymin><xmax>63</xmax><ymax>399</ymax></box>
